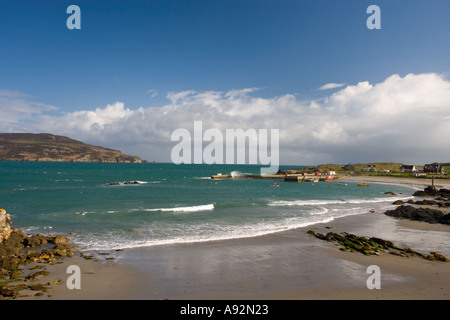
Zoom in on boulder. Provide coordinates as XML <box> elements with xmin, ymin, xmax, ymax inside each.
<box><xmin>0</xmin><ymin>285</ymin><xmax>19</xmax><ymax>297</ymax></box>
<box><xmin>384</xmin><ymin>205</ymin><xmax>446</xmax><ymax>224</ymax></box>
<box><xmin>53</xmin><ymin>235</ymin><xmax>70</xmax><ymax>245</ymax></box>
<box><xmin>413</xmin><ymin>187</ymin><xmax>450</xmax><ymax>198</ymax></box>
<box><xmin>2</xmin><ymin>228</ymin><xmax>28</xmax><ymax>249</ymax></box>
<box><xmin>25</xmin><ymin>234</ymin><xmax>48</xmax><ymax>247</ymax></box>
<box><xmin>440</xmin><ymin>213</ymin><xmax>450</xmax><ymax>225</ymax></box>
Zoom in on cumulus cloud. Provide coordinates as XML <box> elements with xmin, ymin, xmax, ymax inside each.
<box><xmin>2</xmin><ymin>73</ymin><xmax>450</xmax><ymax>165</ymax></box>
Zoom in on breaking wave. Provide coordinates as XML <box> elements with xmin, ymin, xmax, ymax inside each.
<box><xmin>144</xmin><ymin>204</ymin><xmax>215</xmax><ymax>213</ymax></box>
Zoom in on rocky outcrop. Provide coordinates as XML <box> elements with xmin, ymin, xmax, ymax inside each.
<box><xmin>0</xmin><ymin>209</ymin><xmax>12</xmax><ymax>243</ymax></box>
<box><xmin>413</xmin><ymin>186</ymin><xmax>450</xmax><ymax>198</ymax></box>
<box><xmin>0</xmin><ymin>208</ymin><xmax>77</xmax><ymax>299</ymax></box>
<box><xmin>384</xmin><ymin>205</ymin><xmax>450</xmax><ymax>225</ymax></box>
<box><xmin>307</xmin><ymin>230</ymin><xmax>448</xmax><ymax>261</ymax></box>
<box><xmin>0</xmin><ymin>133</ymin><xmax>143</xmax><ymax>163</ymax></box>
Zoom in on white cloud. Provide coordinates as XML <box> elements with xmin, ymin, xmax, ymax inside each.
<box><xmin>318</xmin><ymin>83</ymin><xmax>346</xmax><ymax>90</ymax></box>
<box><xmin>0</xmin><ymin>90</ymin><xmax>58</xmax><ymax>126</ymax></box>
<box><xmin>146</xmin><ymin>89</ymin><xmax>158</xmax><ymax>98</ymax></box>
<box><xmin>2</xmin><ymin>73</ymin><xmax>450</xmax><ymax>165</ymax></box>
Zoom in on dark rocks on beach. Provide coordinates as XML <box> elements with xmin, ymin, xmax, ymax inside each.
<box><xmin>403</xmin><ymin>198</ymin><xmax>450</xmax><ymax>207</ymax></box>
<box><xmin>25</xmin><ymin>234</ymin><xmax>48</xmax><ymax>247</ymax></box>
<box><xmin>413</xmin><ymin>186</ymin><xmax>450</xmax><ymax>198</ymax></box>
<box><xmin>307</xmin><ymin>230</ymin><xmax>449</xmax><ymax>261</ymax></box>
<box><xmin>384</xmin><ymin>205</ymin><xmax>449</xmax><ymax>225</ymax></box>
<box><xmin>0</xmin><ymin>208</ymin><xmax>77</xmax><ymax>299</ymax></box>
<box><xmin>388</xmin><ymin>186</ymin><xmax>450</xmax><ymax>225</ymax></box>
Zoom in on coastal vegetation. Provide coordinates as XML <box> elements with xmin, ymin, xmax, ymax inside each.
<box><xmin>289</xmin><ymin>162</ymin><xmax>450</xmax><ymax>180</ymax></box>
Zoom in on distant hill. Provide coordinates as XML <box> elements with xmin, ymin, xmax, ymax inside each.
<box><xmin>315</xmin><ymin>162</ymin><xmax>406</xmax><ymax>172</ymax></box>
<box><xmin>0</xmin><ymin>133</ymin><xmax>143</xmax><ymax>163</ymax></box>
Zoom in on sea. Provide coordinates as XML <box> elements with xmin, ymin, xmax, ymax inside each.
<box><xmin>0</xmin><ymin>161</ymin><xmax>416</xmax><ymax>251</ymax></box>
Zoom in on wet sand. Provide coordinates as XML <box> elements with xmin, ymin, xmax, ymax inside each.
<box><xmin>17</xmin><ymin>175</ymin><xmax>450</xmax><ymax>300</ymax></box>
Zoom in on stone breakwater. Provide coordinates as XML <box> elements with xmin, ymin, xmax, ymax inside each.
<box><xmin>0</xmin><ymin>208</ymin><xmax>77</xmax><ymax>299</ymax></box>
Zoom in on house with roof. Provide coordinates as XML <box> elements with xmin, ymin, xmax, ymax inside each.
<box><xmin>424</xmin><ymin>162</ymin><xmax>444</xmax><ymax>174</ymax></box>
<box><xmin>363</xmin><ymin>164</ymin><xmax>376</xmax><ymax>172</ymax></box>
<box><xmin>400</xmin><ymin>165</ymin><xmax>416</xmax><ymax>173</ymax></box>
<box><xmin>341</xmin><ymin>164</ymin><xmax>355</xmax><ymax>171</ymax></box>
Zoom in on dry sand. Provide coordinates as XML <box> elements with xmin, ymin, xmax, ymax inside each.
<box><xmin>341</xmin><ymin>174</ymin><xmax>450</xmax><ymax>189</ymax></box>
<box><xmin>15</xmin><ymin>175</ymin><xmax>450</xmax><ymax>300</ymax></box>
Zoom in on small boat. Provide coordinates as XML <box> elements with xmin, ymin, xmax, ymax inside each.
<box><xmin>357</xmin><ymin>183</ymin><xmax>369</xmax><ymax>187</ymax></box>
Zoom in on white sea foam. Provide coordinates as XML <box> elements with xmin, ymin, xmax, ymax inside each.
<box><xmin>106</xmin><ymin>180</ymin><xmax>154</xmax><ymax>186</ymax></box>
<box><xmin>268</xmin><ymin>196</ymin><xmax>412</xmax><ymax>207</ymax></box>
<box><xmin>231</xmin><ymin>170</ymin><xmax>243</xmax><ymax>177</ymax></box>
<box><xmin>74</xmin><ymin>215</ymin><xmax>336</xmax><ymax>251</ymax></box>
<box><xmin>144</xmin><ymin>203</ymin><xmax>215</xmax><ymax>213</ymax></box>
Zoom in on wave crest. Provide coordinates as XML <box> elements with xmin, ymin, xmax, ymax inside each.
<box><xmin>144</xmin><ymin>204</ymin><xmax>214</xmax><ymax>213</ymax></box>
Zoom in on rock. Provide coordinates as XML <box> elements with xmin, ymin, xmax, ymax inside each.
<box><xmin>25</xmin><ymin>270</ymin><xmax>50</xmax><ymax>281</ymax></box>
<box><xmin>28</xmin><ymin>283</ymin><xmax>48</xmax><ymax>292</ymax></box>
<box><xmin>440</xmin><ymin>213</ymin><xmax>450</xmax><ymax>225</ymax></box>
<box><xmin>25</xmin><ymin>234</ymin><xmax>48</xmax><ymax>247</ymax></box>
<box><xmin>0</xmin><ymin>286</ymin><xmax>18</xmax><ymax>297</ymax></box>
<box><xmin>0</xmin><ymin>255</ymin><xmax>23</xmax><ymax>270</ymax></box>
<box><xmin>53</xmin><ymin>235</ymin><xmax>70</xmax><ymax>245</ymax></box>
<box><xmin>0</xmin><ymin>209</ymin><xmax>13</xmax><ymax>243</ymax></box>
<box><xmin>384</xmin><ymin>205</ymin><xmax>445</xmax><ymax>224</ymax></box>
<box><xmin>307</xmin><ymin>230</ymin><xmax>448</xmax><ymax>262</ymax></box>
<box><xmin>414</xmin><ymin>199</ymin><xmax>437</xmax><ymax>205</ymax></box>
<box><xmin>384</xmin><ymin>192</ymin><xmax>396</xmax><ymax>195</ymax></box>
<box><xmin>413</xmin><ymin>187</ymin><xmax>450</xmax><ymax>198</ymax></box>
<box><xmin>392</xmin><ymin>200</ymin><xmax>405</xmax><ymax>205</ymax></box>
<box><xmin>124</xmin><ymin>181</ymin><xmax>140</xmax><ymax>184</ymax></box>
<box><xmin>307</xmin><ymin>229</ymin><xmax>327</xmax><ymax>240</ymax></box>
<box><xmin>2</xmin><ymin>228</ymin><xmax>28</xmax><ymax>250</ymax></box>
<box><xmin>0</xmin><ymin>212</ymin><xmax>78</xmax><ymax>299</ymax></box>
<box><xmin>428</xmin><ymin>252</ymin><xmax>449</xmax><ymax>262</ymax></box>
<box><xmin>368</xmin><ymin>237</ymin><xmax>396</xmax><ymax>249</ymax></box>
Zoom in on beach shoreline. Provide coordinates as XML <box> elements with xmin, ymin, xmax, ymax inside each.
<box><xmin>10</xmin><ymin>175</ymin><xmax>450</xmax><ymax>300</ymax></box>
<box><xmin>340</xmin><ymin>174</ymin><xmax>450</xmax><ymax>189</ymax></box>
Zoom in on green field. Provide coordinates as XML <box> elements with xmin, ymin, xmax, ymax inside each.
<box><xmin>308</xmin><ymin>162</ymin><xmax>449</xmax><ymax>179</ymax></box>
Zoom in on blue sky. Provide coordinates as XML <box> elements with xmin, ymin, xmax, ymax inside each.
<box><xmin>1</xmin><ymin>1</ymin><xmax>450</xmax><ymax>165</ymax></box>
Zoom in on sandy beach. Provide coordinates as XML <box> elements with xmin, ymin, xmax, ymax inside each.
<box><xmin>340</xmin><ymin>174</ymin><xmax>450</xmax><ymax>189</ymax></box>
<box><xmin>12</xmin><ymin>175</ymin><xmax>450</xmax><ymax>300</ymax></box>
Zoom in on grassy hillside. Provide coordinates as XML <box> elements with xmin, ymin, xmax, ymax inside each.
<box><xmin>0</xmin><ymin>133</ymin><xmax>143</xmax><ymax>163</ymax></box>
<box><xmin>315</xmin><ymin>162</ymin><xmax>405</xmax><ymax>173</ymax></box>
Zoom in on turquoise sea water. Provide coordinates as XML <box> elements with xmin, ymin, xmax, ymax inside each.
<box><xmin>0</xmin><ymin>162</ymin><xmax>415</xmax><ymax>251</ymax></box>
